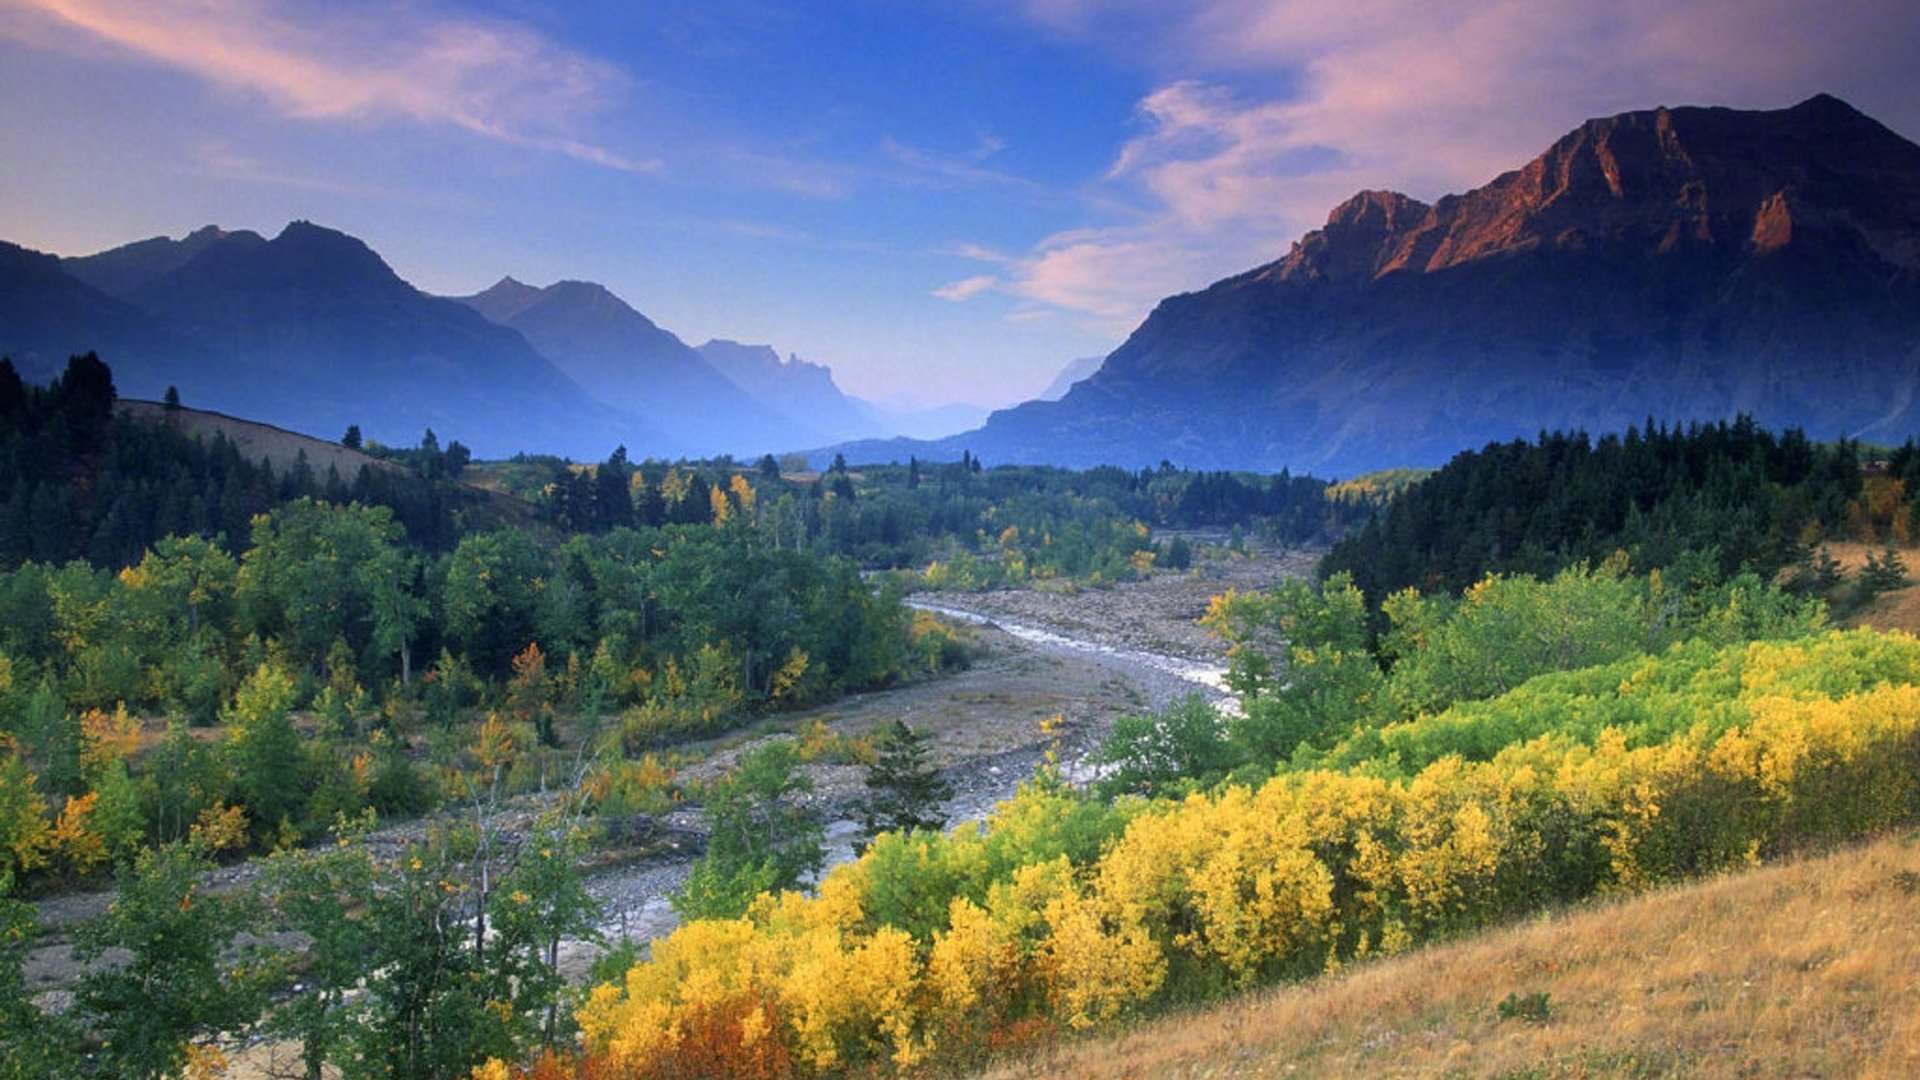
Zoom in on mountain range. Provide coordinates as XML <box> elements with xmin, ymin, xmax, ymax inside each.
<box><xmin>2</xmin><ymin>222</ymin><xmax>969</xmax><ymax>461</ymax></box>
<box><xmin>6</xmin><ymin>94</ymin><xmax>1917</xmax><ymax>473</ymax></box>
<box><xmin>833</xmin><ymin>93</ymin><xmax>1920</xmax><ymax>475</ymax></box>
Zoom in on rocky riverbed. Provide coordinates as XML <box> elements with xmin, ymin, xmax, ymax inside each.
<box><xmin>25</xmin><ymin>543</ymin><xmax>1318</xmax><ymax>1001</ymax></box>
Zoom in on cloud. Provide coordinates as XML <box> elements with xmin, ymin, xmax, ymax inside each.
<box><xmin>882</xmin><ymin>135</ymin><xmax>1038</xmax><ymax>191</ymax></box>
<box><xmin>4</xmin><ymin>0</ymin><xmax>655</xmax><ymax>171</ymax></box>
<box><xmin>981</xmin><ymin>0</ymin><xmax>1920</xmax><ymax>331</ymax></box>
<box><xmin>933</xmin><ymin>274</ymin><xmax>999</xmax><ymax>301</ymax></box>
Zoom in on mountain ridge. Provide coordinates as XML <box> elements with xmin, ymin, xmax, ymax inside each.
<box><xmin>834</xmin><ymin>93</ymin><xmax>1920</xmax><ymax>474</ymax></box>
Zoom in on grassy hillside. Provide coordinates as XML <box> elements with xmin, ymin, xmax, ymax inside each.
<box><xmin>116</xmin><ymin>397</ymin><xmax>400</xmax><ymax>479</ymax></box>
<box><xmin>984</xmin><ymin>831</ymin><xmax>1920</xmax><ymax>1079</ymax></box>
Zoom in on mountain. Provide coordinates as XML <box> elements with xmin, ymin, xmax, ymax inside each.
<box><xmin>0</xmin><ymin>239</ymin><xmax>213</xmax><ymax>393</ymax></box>
<box><xmin>864</xmin><ymin>94</ymin><xmax>1920</xmax><ymax>475</ymax></box>
<box><xmin>64</xmin><ymin>224</ymin><xmax>253</xmax><ymax>297</ymax></box>
<box><xmin>41</xmin><ymin>222</ymin><xmax>663</xmax><ymax>460</ymax></box>
<box><xmin>695</xmin><ymin>339</ymin><xmax>889</xmax><ymax>445</ymax></box>
<box><xmin>457</xmin><ymin>278</ymin><xmax>814</xmax><ymax>456</ymax></box>
<box><xmin>1035</xmin><ymin>355</ymin><xmax>1104</xmax><ymax>402</ymax></box>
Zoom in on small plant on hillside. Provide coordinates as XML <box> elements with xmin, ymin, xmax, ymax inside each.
<box><xmin>1497</xmin><ymin>990</ymin><xmax>1553</xmax><ymax>1024</ymax></box>
<box><xmin>1855</xmin><ymin>545</ymin><xmax>1911</xmax><ymax>605</ymax></box>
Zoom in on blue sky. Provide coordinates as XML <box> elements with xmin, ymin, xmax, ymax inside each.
<box><xmin>3</xmin><ymin>1</ymin><xmax>1917</xmax><ymax>408</ymax></box>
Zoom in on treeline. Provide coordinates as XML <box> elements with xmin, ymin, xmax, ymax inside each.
<box><xmin>1</xmin><ymin>354</ymin><xmax>488</xmax><ymax>567</ymax></box>
<box><xmin>0</xmin><ymin>491</ymin><xmax>958</xmax><ymax>894</ymax></box>
<box><xmin>529</xmin><ymin>449</ymin><xmax>1371</xmax><ymax>589</ymax></box>
<box><xmin>1320</xmin><ymin>418</ymin><xmax>1899</xmax><ymax>604</ymax></box>
<box><xmin>501</xmin><ymin>567</ymin><xmax>1920</xmax><ymax>1078</ymax></box>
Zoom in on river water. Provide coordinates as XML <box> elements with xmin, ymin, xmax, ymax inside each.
<box><xmin>568</xmin><ymin>596</ymin><xmax>1235</xmax><ymax>972</ymax></box>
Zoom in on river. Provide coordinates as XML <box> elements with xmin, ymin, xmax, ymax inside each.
<box><xmin>567</xmin><ymin>594</ymin><xmax>1236</xmax><ymax>972</ymax></box>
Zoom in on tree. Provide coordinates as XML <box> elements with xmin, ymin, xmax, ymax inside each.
<box><xmin>0</xmin><ymin>875</ymin><xmax>78</xmax><ymax>1078</ymax></box>
<box><xmin>858</xmin><ymin>720</ymin><xmax>953</xmax><ymax>846</ymax></box>
<box><xmin>263</xmin><ymin>829</ymin><xmax>377</xmax><ymax>1080</ymax></box>
<box><xmin>163</xmin><ymin>385</ymin><xmax>181</xmax><ymax>410</ymax></box>
<box><xmin>342</xmin><ymin>424</ymin><xmax>363</xmax><ymax>450</ymax></box>
<box><xmin>1092</xmin><ymin>695</ymin><xmax>1237</xmax><ymax>797</ymax></box>
<box><xmin>673</xmin><ymin>741</ymin><xmax>824</xmax><ymax>919</ymax></box>
<box><xmin>223</xmin><ymin>661</ymin><xmax>310</xmax><ymax>844</ymax></box>
<box><xmin>74</xmin><ymin>839</ymin><xmax>262</xmax><ymax>1080</ymax></box>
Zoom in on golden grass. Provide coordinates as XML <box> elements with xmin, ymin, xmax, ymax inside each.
<box><xmin>1819</xmin><ymin>541</ymin><xmax>1920</xmax><ymax>635</ymax></box>
<box><xmin>983</xmin><ymin>833</ymin><xmax>1920</xmax><ymax>1079</ymax></box>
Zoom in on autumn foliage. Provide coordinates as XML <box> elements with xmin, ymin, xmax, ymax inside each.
<box><xmin>503</xmin><ymin>626</ymin><xmax>1920</xmax><ymax>1078</ymax></box>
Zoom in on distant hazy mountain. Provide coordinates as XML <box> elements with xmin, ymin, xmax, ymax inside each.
<box><xmin>1035</xmin><ymin>355</ymin><xmax>1104</xmax><ymax>402</ymax></box>
<box><xmin>848</xmin><ymin>94</ymin><xmax>1920</xmax><ymax>475</ymax></box>
<box><xmin>457</xmin><ymin>279</ymin><xmax>821</xmax><ymax>457</ymax></box>
<box><xmin>51</xmin><ymin>222</ymin><xmax>659</xmax><ymax>460</ymax></box>
<box><xmin>695</xmin><ymin>339</ymin><xmax>890</xmax><ymax>445</ymax></box>
<box><xmin>1</xmin><ymin>238</ymin><xmax>220</xmax><ymax>396</ymax></box>
<box><xmin>858</xmin><ymin>399</ymin><xmax>991</xmax><ymax>441</ymax></box>
<box><xmin>65</xmin><ymin>224</ymin><xmax>250</xmax><ymax>297</ymax></box>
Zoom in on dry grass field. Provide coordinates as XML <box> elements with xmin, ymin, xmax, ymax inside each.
<box><xmin>984</xmin><ymin>832</ymin><xmax>1920</xmax><ymax>1079</ymax></box>
<box><xmin>1823</xmin><ymin>540</ymin><xmax>1920</xmax><ymax>635</ymax></box>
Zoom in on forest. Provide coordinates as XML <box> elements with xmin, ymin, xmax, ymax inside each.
<box><xmin>1320</xmin><ymin>417</ymin><xmax>1920</xmax><ymax>605</ymax></box>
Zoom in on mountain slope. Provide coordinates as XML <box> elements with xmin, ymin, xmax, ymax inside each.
<box><xmin>695</xmin><ymin>339</ymin><xmax>888</xmax><ymax>445</ymax></box>
<box><xmin>983</xmin><ymin>831</ymin><xmax>1920</xmax><ymax>1079</ymax></box>
<box><xmin>457</xmin><ymin>278</ymin><xmax>811</xmax><ymax>456</ymax></box>
<box><xmin>910</xmin><ymin>94</ymin><xmax>1920</xmax><ymax>475</ymax></box>
<box><xmin>67</xmin><ymin>223</ymin><xmax>659</xmax><ymax>459</ymax></box>
<box><xmin>0</xmin><ymin>240</ymin><xmax>213</xmax><ymax>395</ymax></box>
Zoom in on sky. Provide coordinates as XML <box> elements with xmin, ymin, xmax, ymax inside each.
<box><xmin>3</xmin><ymin>1</ymin><xmax>1918</xmax><ymax>410</ymax></box>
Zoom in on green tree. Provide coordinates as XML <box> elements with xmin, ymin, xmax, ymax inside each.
<box><xmin>223</xmin><ymin>661</ymin><xmax>310</xmax><ymax>844</ymax></box>
<box><xmin>1093</xmin><ymin>694</ymin><xmax>1238</xmax><ymax>797</ymax></box>
<box><xmin>74</xmin><ymin>839</ymin><xmax>263</xmax><ymax>1080</ymax></box>
<box><xmin>486</xmin><ymin>824</ymin><xmax>600</xmax><ymax>1047</ymax></box>
<box><xmin>858</xmin><ymin>719</ymin><xmax>954</xmax><ymax>846</ymax></box>
<box><xmin>673</xmin><ymin>740</ymin><xmax>824</xmax><ymax>920</ymax></box>
<box><xmin>263</xmin><ymin>825</ymin><xmax>377</xmax><ymax>1080</ymax></box>
<box><xmin>0</xmin><ymin>875</ymin><xmax>78</xmax><ymax>1078</ymax></box>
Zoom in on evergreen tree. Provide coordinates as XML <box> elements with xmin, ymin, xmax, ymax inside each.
<box><xmin>342</xmin><ymin>424</ymin><xmax>362</xmax><ymax>450</ymax></box>
<box><xmin>858</xmin><ymin>720</ymin><xmax>953</xmax><ymax>846</ymax></box>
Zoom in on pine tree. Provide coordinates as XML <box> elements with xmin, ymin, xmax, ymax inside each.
<box><xmin>858</xmin><ymin>720</ymin><xmax>953</xmax><ymax>847</ymax></box>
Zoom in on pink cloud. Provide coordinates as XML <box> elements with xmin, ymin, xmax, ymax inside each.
<box><xmin>933</xmin><ymin>274</ymin><xmax>1000</xmax><ymax>302</ymax></box>
<box><xmin>5</xmin><ymin>0</ymin><xmax>655</xmax><ymax>171</ymax></box>
<box><xmin>984</xmin><ymin>0</ymin><xmax>1920</xmax><ymax>328</ymax></box>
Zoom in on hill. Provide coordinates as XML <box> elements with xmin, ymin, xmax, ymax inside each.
<box><xmin>841</xmin><ymin>94</ymin><xmax>1920</xmax><ymax>474</ymax></box>
<box><xmin>114</xmin><ymin>398</ymin><xmax>401</xmax><ymax>480</ymax></box>
<box><xmin>983</xmin><ymin>832</ymin><xmax>1920</xmax><ymax>1078</ymax></box>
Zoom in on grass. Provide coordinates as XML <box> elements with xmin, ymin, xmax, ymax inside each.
<box><xmin>1821</xmin><ymin>540</ymin><xmax>1920</xmax><ymax>634</ymax></box>
<box><xmin>982</xmin><ymin>832</ymin><xmax>1920</xmax><ymax>1078</ymax></box>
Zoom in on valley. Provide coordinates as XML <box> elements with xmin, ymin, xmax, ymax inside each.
<box><xmin>18</xmin><ymin>540</ymin><xmax>1306</xmax><ymax>996</ymax></box>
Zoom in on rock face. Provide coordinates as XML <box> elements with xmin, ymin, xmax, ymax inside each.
<box><xmin>932</xmin><ymin>94</ymin><xmax>1920</xmax><ymax>475</ymax></box>
<box><xmin>696</xmin><ymin>339</ymin><xmax>889</xmax><ymax>446</ymax></box>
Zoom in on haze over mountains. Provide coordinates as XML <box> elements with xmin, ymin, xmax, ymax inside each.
<box><xmin>1</xmin><ymin>222</ymin><xmax>971</xmax><ymax>461</ymax></box>
<box><xmin>4</xmin><ymin>94</ymin><xmax>1917</xmax><ymax>473</ymax></box>
<box><xmin>836</xmin><ymin>94</ymin><xmax>1920</xmax><ymax>475</ymax></box>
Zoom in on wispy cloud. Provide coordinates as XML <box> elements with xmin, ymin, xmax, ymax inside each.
<box><xmin>883</xmin><ymin>132</ymin><xmax>1037</xmax><ymax>191</ymax></box>
<box><xmin>4</xmin><ymin>0</ymin><xmax>656</xmax><ymax>171</ymax></box>
<box><xmin>962</xmin><ymin>0</ymin><xmax>1920</xmax><ymax>331</ymax></box>
<box><xmin>933</xmin><ymin>274</ymin><xmax>998</xmax><ymax>301</ymax></box>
